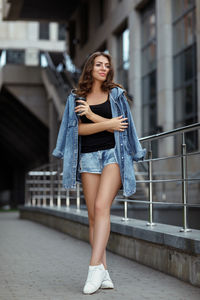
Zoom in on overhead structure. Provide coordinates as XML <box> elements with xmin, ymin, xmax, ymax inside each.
<box><xmin>2</xmin><ymin>0</ymin><xmax>80</xmax><ymax>22</ymax></box>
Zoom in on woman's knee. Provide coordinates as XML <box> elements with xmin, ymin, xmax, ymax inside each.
<box><xmin>94</xmin><ymin>200</ymin><xmax>109</xmax><ymax>216</ymax></box>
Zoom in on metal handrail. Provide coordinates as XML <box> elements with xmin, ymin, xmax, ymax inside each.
<box><xmin>25</xmin><ymin>122</ymin><xmax>200</xmax><ymax>232</ymax></box>
<box><xmin>140</xmin><ymin>122</ymin><xmax>200</xmax><ymax>142</ymax></box>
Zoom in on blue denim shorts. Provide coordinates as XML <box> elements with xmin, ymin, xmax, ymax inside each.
<box><xmin>78</xmin><ymin>147</ymin><xmax>118</xmax><ymax>174</ymax></box>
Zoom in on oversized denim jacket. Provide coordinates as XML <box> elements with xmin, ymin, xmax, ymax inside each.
<box><xmin>52</xmin><ymin>87</ymin><xmax>147</xmax><ymax>196</ymax></box>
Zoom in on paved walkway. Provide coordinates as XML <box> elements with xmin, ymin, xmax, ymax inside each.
<box><xmin>0</xmin><ymin>212</ymin><xmax>200</xmax><ymax>300</ymax></box>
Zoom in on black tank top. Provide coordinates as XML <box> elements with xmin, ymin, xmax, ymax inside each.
<box><xmin>80</xmin><ymin>96</ymin><xmax>115</xmax><ymax>153</ymax></box>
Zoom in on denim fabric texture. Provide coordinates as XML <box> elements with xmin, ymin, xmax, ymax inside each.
<box><xmin>78</xmin><ymin>147</ymin><xmax>118</xmax><ymax>174</ymax></box>
<box><xmin>52</xmin><ymin>87</ymin><xmax>147</xmax><ymax>196</ymax></box>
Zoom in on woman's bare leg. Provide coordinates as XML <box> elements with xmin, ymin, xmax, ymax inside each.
<box><xmin>81</xmin><ymin>173</ymin><xmax>108</xmax><ymax>268</ymax></box>
<box><xmin>89</xmin><ymin>163</ymin><xmax>122</xmax><ymax>266</ymax></box>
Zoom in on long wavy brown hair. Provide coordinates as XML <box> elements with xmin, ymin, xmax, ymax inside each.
<box><xmin>74</xmin><ymin>51</ymin><xmax>125</xmax><ymax>98</ymax></box>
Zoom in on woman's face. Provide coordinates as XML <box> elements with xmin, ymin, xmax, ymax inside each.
<box><xmin>92</xmin><ymin>55</ymin><xmax>110</xmax><ymax>82</ymax></box>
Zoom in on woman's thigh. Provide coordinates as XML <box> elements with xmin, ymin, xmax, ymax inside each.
<box><xmin>81</xmin><ymin>173</ymin><xmax>101</xmax><ymax>221</ymax></box>
<box><xmin>95</xmin><ymin>163</ymin><xmax>122</xmax><ymax>211</ymax></box>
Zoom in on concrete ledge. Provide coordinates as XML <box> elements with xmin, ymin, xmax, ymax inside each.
<box><xmin>19</xmin><ymin>205</ymin><xmax>200</xmax><ymax>287</ymax></box>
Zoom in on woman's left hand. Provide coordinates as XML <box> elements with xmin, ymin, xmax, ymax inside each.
<box><xmin>74</xmin><ymin>100</ymin><xmax>93</xmax><ymax>119</ymax></box>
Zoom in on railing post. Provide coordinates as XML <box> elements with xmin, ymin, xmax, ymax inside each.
<box><xmin>76</xmin><ymin>183</ymin><xmax>80</xmax><ymax>211</ymax></box>
<box><xmin>50</xmin><ymin>165</ymin><xmax>54</xmax><ymax>207</ymax></box>
<box><xmin>43</xmin><ymin>168</ymin><xmax>46</xmax><ymax>206</ymax></box>
<box><xmin>57</xmin><ymin>162</ymin><xmax>61</xmax><ymax>208</ymax></box>
<box><xmin>32</xmin><ymin>173</ymin><xmax>36</xmax><ymax>206</ymax></box>
<box><xmin>121</xmin><ymin>197</ymin><xmax>129</xmax><ymax>222</ymax></box>
<box><xmin>147</xmin><ymin>148</ymin><xmax>156</xmax><ymax>226</ymax></box>
<box><xmin>66</xmin><ymin>189</ymin><xmax>70</xmax><ymax>208</ymax></box>
<box><xmin>39</xmin><ymin>171</ymin><xmax>42</xmax><ymax>206</ymax></box>
<box><xmin>180</xmin><ymin>133</ymin><xmax>191</xmax><ymax>232</ymax></box>
<box><xmin>24</xmin><ymin>173</ymin><xmax>30</xmax><ymax>206</ymax></box>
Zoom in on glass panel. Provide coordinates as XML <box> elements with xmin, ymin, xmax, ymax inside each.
<box><xmin>142</xmin><ymin>74</ymin><xmax>156</xmax><ymax>105</ymax></box>
<box><xmin>142</xmin><ymin>11</ymin><xmax>156</xmax><ymax>47</ymax></box>
<box><xmin>185</xmin><ymin>83</ymin><xmax>194</xmax><ymax>115</ymax></box>
<box><xmin>174</xmin><ymin>19</ymin><xmax>184</xmax><ymax>54</ymax></box>
<box><xmin>117</xmin><ymin>34</ymin><xmax>123</xmax><ymax>67</ymax></box>
<box><xmin>173</xmin><ymin>0</ymin><xmax>195</xmax><ymax>20</ymax></box>
<box><xmin>174</xmin><ymin>54</ymin><xmax>183</xmax><ymax>88</ymax></box>
<box><xmin>173</xmin><ymin>0</ymin><xmax>183</xmax><ymax>20</ymax></box>
<box><xmin>141</xmin><ymin>1</ymin><xmax>157</xmax><ymax>139</ymax></box>
<box><xmin>149</xmin><ymin>71</ymin><xmax>156</xmax><ymax>99</ymax></box>
<box><xmin>39</xmin><ymin>23</ymin><xmax>49</xmax><ymax>40</ymax></box>
<box><xmin>143</xmin><ymin>105</ymin><xmax>150</xmax><ymax>135</ymax></box>
<box><xmin>185</xmin><ymin>117</ymin><xmax>198</xmax><ymax>151</ymax></box>
<box><xmin>183</xmin><ymin>11</ymin><xmax>194</xmax><ymax>47</ymax></box>
<box><xmin>122</xmin><ymin>69</ymin><xmax>128</xmax><ymax>91</ymax></box>
<box><xmin>142</xmin><ymin>102</ymin><xmax>157</xmax><ymax>134</ymax></box>
<box><xmin>149</xmin><ymin>103</ymin><xmax>157</xmax><ymax>130</ymax></box>
<box><xmin>6</xmin><ymin>50</ymin><xmax>25</xmax><ymax>64</ymax></box>
<box><xmin>173</xmin><ymin>10</ymin><xmax>195</xmax><ymax>54</ymax></box>
<box><xmin>185</xmin><ymin>46</ymin><xmax>193</xmax><ymax>81</ymax></box>
<box><xmin>174</xmin><ymin>88</ymin><xmax>184</xmax><ymax>123</ymax></box>
<box><xmin>117</xmin><ymin>27</ymin><xmax>129</xmax><ymax>91</ymax></box>
<box><xmin>142</xmin><ymin>76</ymin><xmax>150</xmax><ymax>105</ymax></box>
<box><xmin>122</xmin><ymin>29</ymin><xmax>129</xmax><ymax>63</ymax></box>
<box><xmin>142</xmin><ymin>42</ymin><xmax>156</xmax><ymax>76</ymax></box>
<box><xmin>58</xmin><ymin>24</ymin><xmax>66</xmax><ymax>41</ymax></box>
<box><xmin>123</xmin><ymin>61</ymin><xmax>129</xmax><ymax>70</ymax></box>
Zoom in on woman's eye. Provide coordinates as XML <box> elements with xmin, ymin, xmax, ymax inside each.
<box><xmin>106</xmin><ymin>65</ymin><xmax>110</xmax><ymax>69</ymax></box>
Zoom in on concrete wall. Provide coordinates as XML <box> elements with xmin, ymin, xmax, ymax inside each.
<box><xmin>19</xmin><ymin>206</ymin><xmax>200</xmax><ymax>288</ymax></box>
<box><xmin>0</xmin><ymin>64</ymin><xmax>49</xmax><ymax>126</ymax></box>
<box><xmin>0</xmin><ymin>0</ymin><xmax>65</xmax><ymax>65</ymax></box>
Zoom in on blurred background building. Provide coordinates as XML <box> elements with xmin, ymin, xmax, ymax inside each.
<box><xmin>0</xmin><ymin>0</ymin><xmax>199</xmax><ymax>208</ymax></box>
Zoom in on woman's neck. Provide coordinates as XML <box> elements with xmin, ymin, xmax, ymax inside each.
<box><xmin>91</xmin><ymin>80</ymin><xmax>103</xmax><ymax>94</ymax></box>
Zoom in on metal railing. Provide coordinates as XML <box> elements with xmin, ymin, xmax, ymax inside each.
<box><xmin>25</xmin><ymin>122</ymin><xmax>200</xmax><ymax>232</ymax></box>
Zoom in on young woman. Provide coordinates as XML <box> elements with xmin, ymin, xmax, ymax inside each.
<box><xmin>52</xmin><ymin>52</ymin><xmax>146</xmax><ymax>295</ymax></box>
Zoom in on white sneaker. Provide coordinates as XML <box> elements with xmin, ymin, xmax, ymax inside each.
<box><xmin>101</xmin><ymin>270</ymin><xmax>114</xmax><ymax>289</ymax></box>
<box><xmin>83</xmin><ymin>263</ymin><xmax>106</xmax><ymax>294</ymax></box>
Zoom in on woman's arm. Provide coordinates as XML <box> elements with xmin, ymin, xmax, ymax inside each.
<box><xmin>78</xmin><ymin>116</ymin><xmax>128</xmax><ymax>135</ymax></box>
<box><xmin>87</xmin><ymin>112</ymin><xmax>114</xmax><ymax>133</ymax></box>
<box><xmin>75</xmin><ymin>100</ymin><xmax>114</xmax><ymax>133</ymax></box>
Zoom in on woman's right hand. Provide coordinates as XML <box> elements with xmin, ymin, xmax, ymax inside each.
<box><xmin>109</xmin><ymin>116</ymin><xmax>128</xmax><ymax>131</ymax></box>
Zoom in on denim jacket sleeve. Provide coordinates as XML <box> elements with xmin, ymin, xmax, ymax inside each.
<box><xmin>120</xmin><ymin>93</ymin><xmax>147</xmax><ymax>162</ymax></box>
<box><xmin>52</xmin><ymin>95</ymin><xmax>70</xmax><ymax>159</ymax></box>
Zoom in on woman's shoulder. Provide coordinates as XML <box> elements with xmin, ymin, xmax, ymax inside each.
<box><xmin>65</xmin><ymin>89</ymin><xmax>77</xmax><ymax>102</ymax></box>
<box><xmin>111</xmin><ymin>86</ymin><xmax>126</xmax><ymax>100</ymax></box>
<box><xmin>110</xmin><ymin>86</ymin><xmax>126</xmax><ymax>100</ymax></box>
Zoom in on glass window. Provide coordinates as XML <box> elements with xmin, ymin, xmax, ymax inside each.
<box><xmin>58</xmin><ymin>23</ymin><xmax>66</xmax><ymax>41</ymax></box>
<box><xmin>142</xmin><ymin>12</ymin><xmax>156</xmax><ymax>47</ymax></box>
<box><xmin>6</xmin><ymin>50</ymin><xmax>25</xmax><ymax>64</ymax></box>
<box><xmin>173</xmin><ymin>10</ymin><xmax>195</xmax><ymax>54</ymax></box>
<box><xmin>141</xmin><ymin>0</ymin><xmax>157</xmax><ymax>143</ymax></box>
<box><xmin>172</xmin><ymin>0</ymin><xmax>195</xmax><ymax>21</ymax></box>
<box><xmin>142</xmin><ymin>42</ymin><xmax>156</xmax><ymax>76</ymax></box>
<box><xmin>116</xmin><ymin>27</ymin><xmax>130</xmax><ymax>91</ymax></box>
<box><xmin>39</xmin><ymin>23</ymin><xmax>49</xmax><ymax>40</ymax></box>
<box><xmin>173</xmin><ymin>1</ymin><xmax>197</xmax><ymax>151</ymax></box>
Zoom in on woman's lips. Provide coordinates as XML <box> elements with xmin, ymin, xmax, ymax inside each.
<box><xmin>99</xmin><ymin>73</ymin><xmax>106</xmax><ymax>76</ymax></box>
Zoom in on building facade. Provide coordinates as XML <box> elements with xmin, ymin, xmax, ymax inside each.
<box><xmin>0</xmin><ymin>0</ymin><xmax>66</xmax><ymax>66</ymax></box>
<box><xmin>67</xmin><ymin>0</ymin><xmax>200</xmax><ymax>157</ymax></box>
